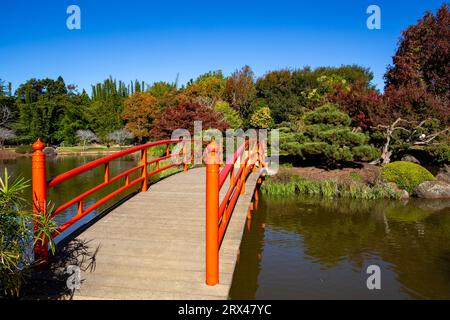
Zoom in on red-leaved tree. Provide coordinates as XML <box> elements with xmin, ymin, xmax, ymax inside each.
<box><xmin>326</xmin><ymin>81</ymin><xmax>387</xmax><ymax>126</ymax></box>
<box><xmin>150</xmin><ymin>102</ymin><xmax>229</xmax><ymax>139</ymax></box>
<box><xmin>385</xmin><ymin>3</ymin><xmax>450</xmax><ymax>105</ymax></box>
<box><xmin>383</xmin><ymin>84</ymin><xmax>449</xmax><ymax>125</ymax></box>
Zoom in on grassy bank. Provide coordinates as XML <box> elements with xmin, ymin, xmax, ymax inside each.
<box><xmin>261</xmin><ymin>175</ymin><xmax>399</xmax><ymax>200</ymax></box>
<box><xmin>56</xmin><ymin>146</ymin><xmax>130</xmax><ymax>154</ymax></box>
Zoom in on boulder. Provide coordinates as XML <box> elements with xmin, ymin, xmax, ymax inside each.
<box><xmin>436</xmin><ymin>165</ymin><xmax>450</xmax><ymax>184</ymax></box>
<box><xmin>43</xmin><ymin>146</ymin><xmax>57</xmax><ymax>157</ymax></box>
<box><xmin>413</xmin><ymin>181</ymin><xmax>450</xmax><ymax>199</ymax></box>
<box><xmin>401</xmin><ymin>154</ymin><xmax>420</xmax><ymax>164</ymax></box>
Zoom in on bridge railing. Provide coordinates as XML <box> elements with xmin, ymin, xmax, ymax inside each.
<box><xmin>31</xmin><ymin>138</ymin><xmax>191</xmax><ymax>263</ymax></box>
<box><xmin>31</xmin><ymin>136</ymin><xmax>265</xmax><ymax>279</ymax></box>
<box><xmin>205</xmin><ymin>137</ymin><xmax>265</xmax><ymax>285</ymax></box>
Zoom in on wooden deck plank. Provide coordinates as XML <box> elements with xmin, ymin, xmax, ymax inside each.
<box><xmin>67</xmin><ymin>166</ymin><xmax>261</xmax><ymax>300</ymax></box>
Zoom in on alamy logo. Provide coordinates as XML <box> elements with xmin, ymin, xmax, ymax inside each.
<box><xmin>66</xmin><ymin>265</ymin><xmax>81</xmax><ymax>290</ymax></box>
<box><xmin>366</xmin><ymin>265</ymin><xmax>381</xmax><ymax>290</ymax></box>
<box><xmin>66</xmin><ymin>5</ymin><xmax>81</xmax><ymax>30</ymax></box>
<box><xmin>366</xmin><ymin>5</ymin><xmax>381</xmax><ymax>30</ymax></box>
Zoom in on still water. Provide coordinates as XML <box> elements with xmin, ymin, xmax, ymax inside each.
<box><xmin>2</xmin><ymin>156</ymin><xmax>450</xmax><ymax>299</ymax></box>
<box><xmin>0</xmin><ymin>155</ymin><xmax>142</xmax><ymax>242</ymax></box>
<box><xmin>230</xmin><ymin>196</ymin><xmax>450</xmax><ymax>299</ymax></box>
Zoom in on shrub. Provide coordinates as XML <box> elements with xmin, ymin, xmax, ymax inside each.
<box><xmin>381</xmin><ymin>161</ymin><xmax>436</xmax><ymax>193</ymax></box>
<box><xmin>303</xmin><ymin>103</ymin><xmax>351</xmax><ymax>126</ymax></box>
<box><xmin>352</xmin><ymin>145</ymin><xmax>381</xmax><ymax>162</ymax></box>
<box><xmin>0</xmin><ymin>169</ymin><xmax>57</xmax><ymax>297</ymax></box>
<box><xmin>249</xmin><ymin>106</ymin><xmax>274</xmax><ymax>129</ymax></box>
<box><xmin>317</xmin><ymin>128</ymin><xmax>367</xmax><ymax>146</ymax></box>
<box><xmin>150</xmin><ymin>144</ymin><xmax>167</xmax><ymax>157</ymax></box>
<box><xmin>279</xmin><ymin>129</ymin><xmax>307</xmax><ymax>156</ymax></box>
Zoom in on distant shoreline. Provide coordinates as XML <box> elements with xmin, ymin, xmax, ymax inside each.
<box><xmin>0</xmin><ymin>146</ymin><xmax>131</xmax><ymax>159</ymax></box>
<box><xmin>0</xmin><ymin>148</ymin><xmax>27</xmax><ymax>159</ymax></box>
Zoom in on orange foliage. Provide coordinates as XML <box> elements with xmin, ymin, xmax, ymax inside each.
<box><xmin>122</xmin><ymin>92</ymin><xmax>160</xmax><ymax>141</ymax></box>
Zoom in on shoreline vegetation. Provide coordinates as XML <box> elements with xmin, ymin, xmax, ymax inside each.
<box><xmin>261</xmin><ymin>161</ymin><xmax>443</xmax><ymax>200</ymax></box>
<box><xmin>262</xmin><ymin>176</ymin><xmax>400</xmax><ymax>200</ymax></box>
<box><xmin>262</xmin><ymin>165</ymin><xmax>399</xmax><ymax>199</ymax></box>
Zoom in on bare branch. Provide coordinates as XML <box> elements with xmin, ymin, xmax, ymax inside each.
<box><xmin>0</xmin><ymin>127</ymin><xmax>16</xmax><ymax>148</ymax></box>
<box><xmin>76</xmin><ymin>130</ymin><xmax>97</xmax><ymax>150</ymax></box>
<box><xmin>370</xmin><ymin>117</ymin><xmax>446</xmax><ymax>164</ymax></box>
<box><xmin>0</xmin><ymin>105</ymin><xmax>12</xmax><ymax>127</ymax></box>
<box><xmin>107</xmin><ymin>129</ymin><xmax>134</xmax><ymax>146</ymax></box>
<box><xmin>413</xmin><ymin>128</ymin><xmax>449</xmax><ymax>145</ymax></box>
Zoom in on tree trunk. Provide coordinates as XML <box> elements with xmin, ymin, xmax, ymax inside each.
<box><xmin>380</xmin><ymin>133</ymin><xmax>392</xmax><ymax>164</ymax></box>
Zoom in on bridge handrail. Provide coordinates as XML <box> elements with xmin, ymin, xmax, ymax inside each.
<box><xmin>47</xmin><ymin>139</ymin><xmax>182</xmax><ymax>188</ymax></box>
<box><xmin>31</xmin><ymin>138</ymin><xmax>191</xmax><ymax>263</ymax></box>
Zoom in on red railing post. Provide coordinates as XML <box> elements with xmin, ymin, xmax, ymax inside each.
<box><xmin>206</xmin><ymin>139</ymin><xmax>219</xmax><ymax>285</ymax></box>
<box><xmin>141</xmin><ymin>148</ymin><xmax>148</xmax><ymax>192</ymax></box>
<box><xmin>240</xmin><ymin>141</ymin><xmax>248</xmax><ymax>196</ymax></box>
<box><xmin>104</xmin><ymin>163</ymin><xmax>110</xmax><ymax>183</ymax></box>
<box><xmin>183</xmin><ymin>141</ymin><xmax>188</xmax><ymax>172</ymax></box>
<box><xmin>32</xmin><ymin>139</ymin><xmax>48</xmax><ymax>264</ymax></box>
<box><xmin>252</xmin><ymin>140</ymin><xmax>257</xmax><ymax>172</ymax></box>
<box><xmin>259</xmin><ymin>141</ymin><xmax>265</xmax><ymax>168</ymax></box>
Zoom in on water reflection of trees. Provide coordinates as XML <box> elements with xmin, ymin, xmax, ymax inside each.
<box><xmin>263</xmin><ymin>196</ymin><xmax>450</xmax><ymax>299</ymax></box>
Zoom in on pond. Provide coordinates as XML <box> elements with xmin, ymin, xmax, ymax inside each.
<box><xmin>229</xmin><ymin>195</ymin><xmax>450</xmax><ymax>299</ymax></box>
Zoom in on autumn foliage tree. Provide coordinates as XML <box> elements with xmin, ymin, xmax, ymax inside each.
<box><xmin>122</xmin><ymin>92</ymin><xmax>160</xmax><ymax>142</ymax></box>
<box><xmin>224</xmin><ymin>65</ymin><xmax>256</xmax><ymax>119</ymax></box>
<box><xmin>146</xmin><ymin>81</ymin><xmax>178</xmax><ymax>110</ymax></box>
<box><xmin>185</xmin><ymin>71</ymin><xmax>226</xmax><ymax>108</ymax></box>
<box><xmin>384</xmin><ymin>3</ymin><xmax>449</xmax><ymax>124</ymax></box>
<box><xmin>150</xmin><ymin>102</ymin><xmax>229</xmax><ymax>139</ymax></box>
<box><xmin>383</xmin><ymin>85</ymin><xmax>448</xmax><ymax>124</ymax></box>
<box><xmin>326</xmin><ymin>81</ymin><xmax>385</xmax><ymax>125</ymax></box>
<box><xmin>385</xmin><ymin>4</ymin><xmax>449</xmax><ymax>100</ymax></box>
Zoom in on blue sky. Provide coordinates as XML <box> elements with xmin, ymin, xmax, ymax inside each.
<box><xmin>0</xmin><ymin>0</ymin><xmax>446</xmax><ymax>93</ymax></box>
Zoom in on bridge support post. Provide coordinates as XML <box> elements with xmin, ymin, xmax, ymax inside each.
<box><xmin>32</xmin><ymin>139</ymin><xmax>49</xmax><ymax>265</ymax></box>
<box><xmin>240</xmin><ymin>146</ymin><xmax>246</xmax><ymax>196</ymax></box>
<box><xmin>141</xmin><ymin>149</ymin><xmax>148</xmax><ymax>192</ymax></box>
<box><xmin>183</xmin><ymin>141</ymin><xmax>188</xmax><ymax>172</ymax></box>
<box><xmin>205</xmin><ymin>140</ymin><xmax>219</xmax><ymax>285</ymax></box>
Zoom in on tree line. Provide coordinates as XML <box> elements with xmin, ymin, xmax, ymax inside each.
<box><xmin>0</xmin><ymin>4</ymin><xmax>448</xmax><ymax>165</ymax></box>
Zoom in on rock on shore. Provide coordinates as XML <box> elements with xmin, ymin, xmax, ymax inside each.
<box><xmin>413</xmin><ymin>180</ymin><xmax>450</xmax><ymax>199</ymax></box>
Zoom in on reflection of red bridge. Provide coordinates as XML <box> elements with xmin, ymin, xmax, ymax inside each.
<box><xmin>31</xmin><ymin>137</ymin><xmax>265</xmax><ymax>299</ymax></box>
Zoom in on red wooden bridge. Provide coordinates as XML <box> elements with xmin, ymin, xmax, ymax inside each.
<box><xmin>31</xmin><ymin>137</ymin><xmax>265</xmax><ymax>299</ymax></box>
